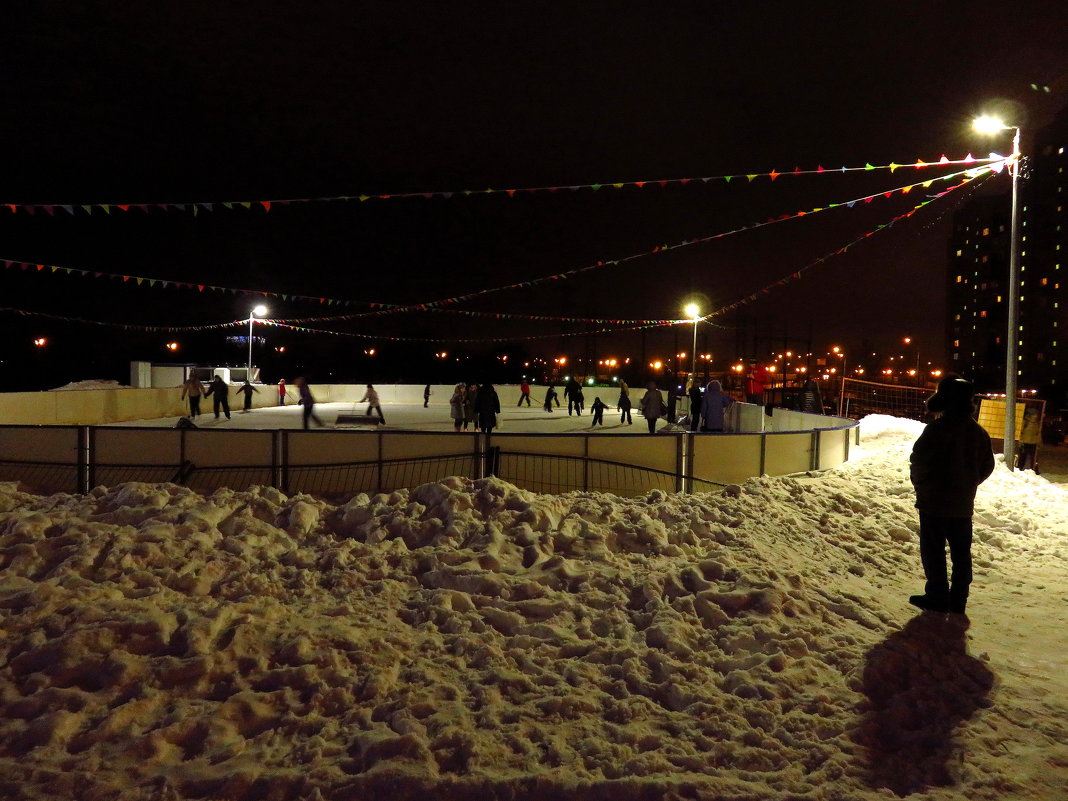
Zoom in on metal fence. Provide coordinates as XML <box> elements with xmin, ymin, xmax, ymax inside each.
<box><xmin>0</xmin><ymin>421</ymin><xmax>858</xmax><ymax>498</ymax></box>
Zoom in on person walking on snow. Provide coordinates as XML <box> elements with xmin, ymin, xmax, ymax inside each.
<box><xmin>590</xmin><ymin>397</ymin><xmax>607</xmax><ymax>426</ymax></box>
<box><xmin>639</xmin><ymin>382</ymin><xmax>665</xmax><ymax>434</ymax></box>
<box><xmin>277</xmin><ymin>378</ymin><xmax>287</xmax><ymax>406</ymax></box>
<box><xmin>237</xmin><ymin>380</ymin><xmax>259</xmax><ymax>412</ymax></box>
<box><xmin>745</xmin><ymin>362</ymin><xmax>768</xmax><ymax>405</ymax></box>
<box><xmin>908</xmin><ymin>376</ymin><xmax>994</xmax><ymax>616</ymax></box>
<box><xmin>517</xmin><ymin>381</ymin><xmax>531</xmax><ymax>406</ymax></box>
<box><xmin>423</xmin><ymin>384</ymin><xmax>431</xmax><ymax>408</ymax></box>
<box><xmin>699</xmin><ymin>379</ymin><xmax>734</xmax><ymax>432</ymax></box>
<box><xmin>180</xmin><ymin>375</ymin><xmax>205</xmax><ymax>418</ymax></box>
<box><xmin>360</xmin><ymin>384</ymin><xmax>386</xmax><ymax>423</ymax></box>
<box><xmin>573</xmin><ymin>384</ymin><xmax>585</xmax><ymax>415</ymax></box>
<box><xmin>204</xmin><ymin>375</ymin><xmax>231</xmax><ymax>420</ymax></box>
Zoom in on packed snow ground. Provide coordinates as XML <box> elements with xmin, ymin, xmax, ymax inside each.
<box><xmin>0</xmin><ymin>415</ymin><xmax>1066</xmax><ymax>800</ymax></box>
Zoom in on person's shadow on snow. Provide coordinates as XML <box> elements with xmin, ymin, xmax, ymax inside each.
<box><xmin>853</xmin><ymin>614</ymin><xmax>995</xmax><ymax>796</ymax></box>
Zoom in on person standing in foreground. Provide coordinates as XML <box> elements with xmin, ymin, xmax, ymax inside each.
<box><xmin>295</xmin><ymin>377</ymin><xmax>324</xmax><ymax>429</ymax></box>
<box><xmin>909</xmin><ymin>376</ymin><xmax>994</xmax><ymax>615</ymax></box>
<box><xmin>517</xmin><ymin>380</ymin><xmax>531</xmax><ymax>407</ymax></box>
<box><xmin>639</xmin><ymin>382</ymin><xmax>665</xmax><ymax>434</ymax></box>
<box><xmin>277</xmin><ymin>378</ymin><xmax>287</xmax><ymax>406</ymax></box>
<box><xmin>204</xmin><ymin>375</ymin><xmax>231</xmax><ymax>420</ymax></box>
<box><xmin>360</xmin><ymin>384</ymin><xmax>386</xmax><ymax>424</ymax></box>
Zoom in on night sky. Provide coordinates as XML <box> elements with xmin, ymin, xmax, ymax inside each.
<box><xmin>2</xmin><ymin>2</ymin><xmax>1066</xmax><ymax>389</ymax></box>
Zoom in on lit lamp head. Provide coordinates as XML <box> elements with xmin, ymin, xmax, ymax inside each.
<box><xmin>684</xmin><ymin>303</ymin><xmax>700</xmax><ymax>321</ymax></box>
<box><xmin>972</xmin><ymin>114</ymin><xmax>1008</xmax><ymax>135</ymax></box>
<box><xmin>252</xmin><ymin>304</ymin><xmax>268</xmax><ymax>317</ymax></box>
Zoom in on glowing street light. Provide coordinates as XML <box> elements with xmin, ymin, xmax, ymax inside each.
<box><xmin>684</xmin><ymin>303</ymin><xmax>700</xmax><ymax>377</ymax></box>
<box><xmin>247</xmin><ymin>304</ymin><xmax>268</xmax><ymax>379</ymax></box>
<box><xmin>973</xmin><ymin>113</ymin><xmax>1022</xmax><ymax>468</ymax></box>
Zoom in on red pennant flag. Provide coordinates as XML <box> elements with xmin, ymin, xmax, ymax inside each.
<box><xmin>635</xmin><ymin>182</ymin><xmax>645</xmax><ymax>188</ymax></box>
<box><xmin>197</xmin><ymin>285</ymin><xmax>205</xmax><ymax>292</ymax></box>
<box><xmin>793</xmin><ymin>166</ymin><xmax>801</xmax><ymax>175</ymax></box>
<box><xmin>506</xmin><ymin>189</ymin><xmax>516</xmax><ymax>197</ymax></box>
<box><xmin>4</xmin><ymin>205</ymin><xmax>15</xmax><ymax>213</ymax></box>
<box><xmin>37</xmin><ymin>264</ymin><xmax>46</xmax><ymax>271</ymax></box>
<box><xmin>260</xmin><ymin>201</ymin><xmax>271</xmax><ymax>212</ymax></box>
<box><xmin>42</xmin><ymin>206</ymin><xmax>55</xmax><ymax>216</ymax></box>
<box><xmin>769</xmin><ymin>169</ymin><xmax>780</xmax><ymax>181</ymax></box>
<box><xmin>118</xmin><ymin>204</ymin><xmax>130</xmax><ymax>211</ymax></box>
<box><xmin>816</xmin><ymin>166</ymin><xmax>825</xmax><ymax>173</ymax></box>
<box><xmin>883</xmin><ymin>192</ymin><xmax>892</xmax><ymax>199</ymax></box>
<box><xmin>122</xmin><ymin>275</ymin><xmax>131</xmax><ymax>282</ymax></box>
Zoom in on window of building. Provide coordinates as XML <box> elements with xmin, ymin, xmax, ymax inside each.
<box><xmin>980</xmin><ymin>310</ymin><xmax>987</xmax><ymax>318</ymax></box>
<box><xmin>982</xmin><ymin>227</ymin><xmax>990</xmax><ymax>236</ymax></box>
<box><xmin>956</xmin><ymin>275</ymin><xmax>962</xmax><ymax>282</ymax></box>
<box><xmin>953</xmin><ymin>339</ymin><xmax>960</xmax><ymax>347</ymax></box>
<box><xmin>1042</xmin><ymin>277</ymin><xmax>1048</xmax><ymax>285</ymax></box>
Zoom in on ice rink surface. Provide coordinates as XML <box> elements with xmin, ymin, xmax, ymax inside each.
<box><xmin>116</xmin><ymin>397</ymin><xmax>668</xmax><ymax>434</ymax></box>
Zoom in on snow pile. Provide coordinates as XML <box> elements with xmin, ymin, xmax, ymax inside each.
<box><xmin>1</xmin><ymin>415</ymin><xmax>1066</xmax><ymax>800</ymax></box>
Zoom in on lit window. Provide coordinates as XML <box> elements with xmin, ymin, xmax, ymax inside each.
<box><xmin>1042</xmin><ymin>278</ymin><xmax>1048</xmax><ymax>285</ymax></box>
<box><xmin>956</xmin><ymin>275</ymin><xmax>962</xmax><ymax>282</ymax></box>
<box><xmin>982</xmin><ymin>228</ymin><xmax>990</xmax><ymax>236</ymax></box>
<box><xmin>980</xmin><ymin>310</ymin><xmax>987</xmax><ymax>318</ymax></box>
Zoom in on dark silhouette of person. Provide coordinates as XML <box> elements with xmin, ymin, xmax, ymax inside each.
<box><xmin>590</xmin><ymin>397</ymin><xmax>606</xmax><ymax>426</ymax></box>
<box><xmin>423</xmin><ymin>384</ymin><xmax>431</xmax><ymax>408</ymax></box>
<box><xmin>799</xmin><ymin>378</ymin><xmax>824</xmax><ymax>414</ymax></box>
<box><xmin>909</xmin><ymin>376</ymin><xmax>994</xmax><ymax>615</ymax></box>
<box><xmin>618</xmin><ymin>391</ymin><xmax>632</xmax><ymax>425</ymax></box>
<box><xmin>238</xmin><ymin>380</ymin><xmax>259</xmax><ymax>412</ymax></box>
<box><xmin>204</xmin><ymin>376</ymin><xmax>231</xmax><ymax>420</ymax></box>
<box><xmin>687</xmin><ymin>381</ymin><xmax>703</xmax><ymax>431</ymax></box>
<box><xmin>475</xmin><ymin>383</ymin><xmax>500</xmax><ymax>432</ymax></box>
<box><xmin>543</xmin><ymin>385</ymin><xmax>559</xmax><ymax>413</ymax></box>
<box><xmin>295</xmin><ymin>377</ymin><xmax>324</xmax><ymax>428</ymax></box>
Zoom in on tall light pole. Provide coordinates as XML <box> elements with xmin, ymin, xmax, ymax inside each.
<box><xmin>973</xmin><ymin>114</ymin><xmax>1021</xmax><ymax>469</ymax></box>
<box><xmin>247</xmin><ymin>304</ymin><xmax>268</xmax><ymax>380</ymax></box>
<box><xmin>684</xmin><ymin>303</ymin><xmax>700</xmax><ymax>379</ymax></box>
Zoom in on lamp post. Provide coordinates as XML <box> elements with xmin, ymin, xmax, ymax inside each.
<box><xmin>973</xmin><ymin>114</ymin><xmax>1022</xmax><ymax>469</ymax></box>
<box><xmin>247</xmin><ymin>304</ymin><xmax>268</xmax><ymax>380</ymax></box>
<box><xmin>832</xmin><ymin>346</ymin><xmax>846</xmax><ymax>416</ymax></box>
<box><xmin>684</xmin><ymin>303</ymin><xmax>700</xmax><ymax>379</ymax></box>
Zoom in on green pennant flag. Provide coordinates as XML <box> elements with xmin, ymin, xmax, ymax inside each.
<box><xmin>81</xmin><ymin>205</ymin><xmax>93</xmax><ymax>214</ymax></box>
<box><xmin>590</xmin><ymin>184</ymin><xmax>602</xmax><ymax>191</ymax></box>
<box><xmin>864</xmin><ymin>163</ymin><xmax>874</xmax><ymax>171</ymax></box>
<box><xmin>101</xmin><ymin>205</ymin><xmax>111</xmax><ymax>214</ymax></box>
<box><xmin>746</xmin><ymin>175</ymin><xmax>757</xmax><ymax>182</ymax></box>
<box><xmin>239</xmin><ymin>202</ymin><xmax>251</xmax><ymax>209</ymax></box>
<box><xmin>223</xmin><ymin>202</ymin><xmax>233</xmax><ymax>209</ymax></box>
<box><xmin>724</xmin><ymin>176</ymin><xmax>732</xmax><ymax>183</ymax></box>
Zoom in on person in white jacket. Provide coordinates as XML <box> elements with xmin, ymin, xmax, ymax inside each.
<box><xmin>359</xmin><ymin>384</ymin><xmax>386</xmax><ymax>423</ymax></box>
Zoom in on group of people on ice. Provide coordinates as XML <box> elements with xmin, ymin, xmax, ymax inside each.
<box><xmin>449</xmin><ymin>382</ymin><xmax>502</xmax><ymax>432</ymax></box>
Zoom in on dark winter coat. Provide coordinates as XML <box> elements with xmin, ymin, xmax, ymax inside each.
<box><xmin>910</xmin><ymin>412</ymin><xmax>995</xmax><ymax>517</ymax></box>
<box><xmin>475</xmin><ymin>384</ymin><xmax>500</xmax><ymax>430</ymax></box>
<box><xmin>700</xmin><ymin>380</ymin><xmax>734</xmax><ymax>431</ymax></box>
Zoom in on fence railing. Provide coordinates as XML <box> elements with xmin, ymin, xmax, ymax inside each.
<box><xmin>0</xmin><ymin>418</ymin><xmax>860</xmax><ymax>498</ymax></box>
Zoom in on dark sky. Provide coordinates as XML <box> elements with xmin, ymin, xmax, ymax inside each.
<box><xmin>2</xmin><ymin>1</ymin><xmax>1067</xmax><ymax>385</ymax></box>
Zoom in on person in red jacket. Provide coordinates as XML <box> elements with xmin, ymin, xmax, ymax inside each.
<box><xmin>909</xmin><ymin>376</ymin><xmax>994</xmax><ymax>615</ymax></box>
<box><xmin>517</xmin><ymin>381</ymin><xmax>531</xmax><ymax>407</ymax></box>
<box><xmin>745</xmin><ymin>362</ymin><xmax>768</xmax><ymax>405</ymax></box>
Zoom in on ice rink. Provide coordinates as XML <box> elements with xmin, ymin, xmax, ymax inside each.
<box><xmin>115</xmin><ymin>396</ymin><xmax>670</xmax><ymax>434</ymax></box>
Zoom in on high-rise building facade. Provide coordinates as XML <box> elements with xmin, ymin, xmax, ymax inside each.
<box><xmin>948</xmin><ymin>106</ymin><xmax>1068</xmax><ymax>393</ymax></box>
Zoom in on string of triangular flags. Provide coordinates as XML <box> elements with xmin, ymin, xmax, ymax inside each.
<box><xmin>707</xmin><ymin>172</ymin><xmax>994</xmax><ymax>318</ymax></box>
<box><xmin>1</xmin><ymin>161</ymin><xmax>1003</xmax><ymax>314</ymax></box>
<box><xmin>0</xmin><ymin>169</ymin><xmax>989</xmax><ymax>342</ymax></box>
<box><xmin>0</xmin><ymin>154</ymin><xmax>1003</xmax><ymax>216</ymax></box>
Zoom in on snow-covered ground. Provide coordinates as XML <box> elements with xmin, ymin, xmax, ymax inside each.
<box><xmin>1</xmin><ymin>414</ymin><xmax>1066</xmax><ymax>800</ymax></box>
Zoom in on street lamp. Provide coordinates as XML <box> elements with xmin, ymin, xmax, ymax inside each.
<box><xmin>247</xmin><ymin>304</ymin><xmax>268</xmax><ymax>380</ymax></box>
<box><xmin>684</xmin><ymin>303</ymin><xmax>700</xmax><ymax>378</ymax></box>
<box><xmin>832</xmin><ymin>346</ymin><xmax>847</xmax><ymax>416</ymax></box>
<box><xmin>973</xmin><ymin>114</ymin><xmax>1022</xmax><ymax>469</ymax></box>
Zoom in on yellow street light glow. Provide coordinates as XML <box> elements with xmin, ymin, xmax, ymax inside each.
<box><xmin>972</xmin><ymin>114</ymin><xmax>1007</xmax><ymax>134</ymax></box>
<box><xmin>252</xmin><ymin>304</ymin><xmax>268</xmax><ymax>317</ymax></box>
<box><xmin>684</xmin><ymin>303</ymin><xmax>700</xmax><ymax>320</ymax></box>
<box><xmin>651</xmin><ymin>360</ymin><xmax>663</xmax><ymax>370</ymax></box>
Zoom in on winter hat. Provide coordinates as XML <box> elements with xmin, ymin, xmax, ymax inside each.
<box><xmin>926</xmin><ymin>376</ymin><xmax>974</xmax><ymax>414</ymax></box>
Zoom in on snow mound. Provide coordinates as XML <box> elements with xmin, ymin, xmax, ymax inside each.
<box><xmin>1</xmin><ymin>419</ymin><xmax>1066</xmax><ymax>800</ymax></box>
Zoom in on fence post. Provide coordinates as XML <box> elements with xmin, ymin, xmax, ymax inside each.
<box><xmin>87</xmin><ymin>426</ymin><xmax>98</xmax><ymax>490</ymax></box>
<box><xmin>376</xmin><ymin>430</ymin><xmax>384</xmax><ymax>494</ymax></box>
<box><xmin>583</xmin><ymin>435</ymin><xmax>589</xmax><ymax>491</ymax></box>
<box><xmin>77</xmin><ymin>426</ymin><xmax>90</xmax><ymax>495</ymax></box>
<box><xmin>759</xmin><ymin>432</ymin><xmax>767</xmax><ymax>476</ymax></box>
<box><xmin>281</xmin><ymin>430</ymin><xmax>290</xmax><ymax>494</ymax></box>
<box><xmin>810</xmin><ymin>430</ymin><xmax>820</xmax><ymax>471</ymax></box>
